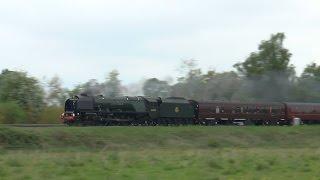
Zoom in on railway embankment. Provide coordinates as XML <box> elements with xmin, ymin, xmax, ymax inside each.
<box><xmin>1</xmin><ymin>126</ymin><xmax>320</xmax><ymax>150</ymax></box>
<box><xmin>1</xmin><ymin>126</ymin><xmax>320</xmax><ymax>179</ymax></box>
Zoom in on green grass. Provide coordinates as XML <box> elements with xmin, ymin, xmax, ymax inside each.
<box><xmin>1</xmin><ymin>126</ymin><xmax>320</xmax><ymax>179</ymax></box>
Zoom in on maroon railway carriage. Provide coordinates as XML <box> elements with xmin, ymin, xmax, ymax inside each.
<box><xmin>284</xmin><ymin>103</ymin><xmax>320</xmax><ymax>124</ymax></box>
<box><xmin>197</xmin><ymin>101</ymin><xmax>286</xmax><ymax>125</ymax></box>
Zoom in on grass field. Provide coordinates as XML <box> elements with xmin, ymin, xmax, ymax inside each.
<box><xmin>1</xmin><ymin>126</ymin><xmax>320</xmax><ymax>179</ymax></box>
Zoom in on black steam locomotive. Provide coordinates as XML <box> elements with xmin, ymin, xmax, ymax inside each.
<box><xmin>61</xmin><ymin>94</ymin><xmax>197</xmax><ymax>126</ymax></box>
<box><xmin>61</xmin><ymin>94</ymin><xmax>320</xmax><ymax>126</ymax></box>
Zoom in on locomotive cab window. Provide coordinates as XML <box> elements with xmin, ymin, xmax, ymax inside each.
<box><xmin>65</xmin><ymin>99</ymin><xmax>76</xmax><ymax>112</ymax></box>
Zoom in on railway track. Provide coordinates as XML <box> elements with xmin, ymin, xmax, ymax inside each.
<box><xmin>0</xmin><ymin>122</ymin><xmax>295</xmax><ymax>127</ymax></box>
<box><xmin>1</xmin><ymin>124</ymin><xmax>65</xmax><ymax>127</ymax></box>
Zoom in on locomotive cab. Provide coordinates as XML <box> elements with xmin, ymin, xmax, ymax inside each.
<box><xmin>61</xmin><ymin>98</ymin><xmax>78</xmax><ymax>124</ymax></box>
<box><xmin>65</xmin><ymin>98</ymin><xmax>76</xmax><ymax>112</ymax></box>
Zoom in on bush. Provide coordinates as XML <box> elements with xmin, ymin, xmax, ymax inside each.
<box><xmin>0</xmin><ymin>102</ymin><xmax>26</xmax><ymax>124</ymax></box>
<box><xmin>39</xmin><ymin>106</ymin><xmax>63</xmax><ymax>124</ymax></box>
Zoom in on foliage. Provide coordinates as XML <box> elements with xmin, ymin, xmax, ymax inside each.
<box><xmin>234</xmin><ymin>33</ymin><xmax>294</xmax><ymax>77</ymax></box>
<box><xmin>0</xmin><ymin>102</ymin><xmax>26</xmax><ymax>124</ymax></box>
<box><xmin>201</xmin><ymin>71</ymin><xmax>242</xmax><ymax>101</ymax></box>
<box><xmin>65</xmin><ymin>70</ymin><xmax>123</xmax><ymax>98</ymax></box>
<box><xmin>291</xmin><ymin>63</ymin><xmax>320</xmax><ymax>102</ymax></box>
<box><xmin>302</xmin><ymin>62</ymin><xmax>320</xmax><ymax>80</ymax></box>
<box><xmin>46</xmin><ymin>76</ymin><xmax>68</xmax><ymax>106</ymax></box>
<box><xmin>168</xmin><ymin>33</ymin><xmax>318</xmax><ymax>102</ymax></box>
<box><xmin>143</xmin><ymin>78</ymin><xmax>171</xmax><ymax>98</ymax></box>
<box><xmin>66</xmin><ymin>70</ymin><xmax>123</xmax><ymax>98</ymax></box>
<box><xmin>39</xmin><ymin>106</ymin><xmax>64</xmax><ymax>124</ymax></box>
<box><xmin>171</xmin><ymin>60</ymin><xmax>242</xmax><ymax>101</ymax></box>
<box><xmin>233</xmin><ymin>33</ymin><xmax>295</xmax><ymax>101</ymax></box>
<box><xmin>104</xmin><ymin>70</ymin><xmax>122</xmax><ymax>97</ymax></box>
<box><xmin>171</xmin><ymin>59</ymin><xmax>204</xmax><ymax>99</ymax></box>
<box><xmin>0</xmin><ymin>69</ymin><xmax>44</xmax><ymax>123</ymax></box>
<box><xmin>66</xmin><ymin>84</ymin><xmax>83</xmax><ymax>97</ymax></box>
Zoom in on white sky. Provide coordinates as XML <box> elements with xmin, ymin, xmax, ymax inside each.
<box><xmin>0</xmin><ymin>0</ymin><xmax>319</xmax><ymax>88</ymax></box>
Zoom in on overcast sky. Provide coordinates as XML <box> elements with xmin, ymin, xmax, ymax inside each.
<box><xmin>0</xmin><ymin>0</ymin><xmax>319</xmax><ymax>88</ymax></box>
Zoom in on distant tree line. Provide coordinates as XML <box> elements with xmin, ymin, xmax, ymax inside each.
<box><xmin>144</xmin><ymin>33</ymin><xmax>320</xmax><ymax>102</ymax></box>
<box><xmin>0</xmin><ymin>32</ymin><xmax>319</xmax><ymax>123</ymax></box>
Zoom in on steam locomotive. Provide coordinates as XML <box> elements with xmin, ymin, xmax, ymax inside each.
<box><xmin>61</xmin><ymin>94</ymin><xmax>320</xmax><ymax>126</ymax></box>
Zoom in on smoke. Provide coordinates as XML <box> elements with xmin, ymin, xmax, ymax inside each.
<box><xmin>231</xmin><ymin>71</ymin><xmax>295</xmax><ymax>102</ymax></box>
<box><xmin>79</xmin><ymin>79</ymin><xmax>104</xmax><ymax>96</ymax></box>
<box><xmin>77</xmin><ymin>78</ymin><xmax>147</xmax><ymax>97</ymax></box>
<box><xmin>72</xmin><ymin>69</ymin><xmax>319</xmax><ymax>103</ymax></box>
<box><xmin>122</xmin><ymin>79</ymin><xmax>146</xmax><ymax>96</ymax></box>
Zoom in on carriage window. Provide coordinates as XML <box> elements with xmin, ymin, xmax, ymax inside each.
<box><xmin>247</xmin><ymin>106</ymin><xmax>252</xmax><ymax>113</ymax></box>
<box><xmin>245</xmin><ymin>106</ymin><xmax>249</xmax><ymax>113</ymax></box>
<box><xmin>251</xmin><ymin>106</ymin><xmax>256</xmax><ymax>113</ymax></box>
<box><xmin>272</xmin><ymin>108</ymin><xmax>279</xmax><ymax>114</ymax></box>
<box><xmin>235</xmin><ymin>106</ymin><xmax>241</xmax><ymax>113</ymax></box>
<box><xmin>216</xmin><ymin>106</ymin><xmax>220</xmax><ymax>113</ymax></box>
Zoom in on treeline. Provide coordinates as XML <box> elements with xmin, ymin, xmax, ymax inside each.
<box><xmin>0</xmin><ymin>69</ymin><xmax>123</xmax><ymax>124</ymax></box>
<box><xmin>0</xmin><ymin>32</ymin><xmax>319</xmax><ymax>123</ymax></box>
<box><xmin>0</xmin><ymin>70</ymin><xmax>59</xmax><ymax>124</ymax></box>
<box><xmin>145</xmin><ymin>33</ymin><xmax>320</xmax><ymax>102</ymax></box>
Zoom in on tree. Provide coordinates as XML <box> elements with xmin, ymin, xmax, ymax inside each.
<box><xmin>0</xmin><ymin>101</ymin><xmax>27</xmax><ymax>124</ymax></box>
<box><xmin>233</xmin><ymin>33</ymin><xmax>295</xmax><ymax>101</ymax></box>
<box><xmin>301</xmin><ymin>62</ymin><xmax>320</xmax><ymax>80</ymax></box>
<box><xmin>171</xmin><ymin>59</ymin><xmax>204</xmax><ymax>99</ymax></box>
<box><xmin>234</xmin><ymin>33</ymin><xmax>294</xmax><ymax>77</ymax></box>
<box><xmin>67</xmin><ymin>84</ymin><xmax>84</xmax><ymax>97</ymax></box>
<box><xmin>39</xmin><ymin>106</ymin><xmax>64</xmax><ymax>124</ymax></box>
<box><xmin>201</xmin><ymin>71</ymin><xmax>242</xmax><ymax>101</ymax></box>
<box><xmin>0</xmin><ymin>69</ymin><xmax>44</xmax><ymax>123</ymax></box>
<box><xmin>104</xmin><ymin>70</ymin><xmax>121</xmax><ymax>97</ymax></box>
<box><xmin>47</xmin><ymin>76</ymin><xmax>67</xmax><ymax>106</ymax></box>
<box><xmin>143</xmin><ymin>78</ymin><xmax>171</xmax><ymax>98</ymax></box>
<box><xmin>292</xmin><ymin>62</ymin><xmax>320</xmax><ymax>102</ymax></box>
<box><xmin>177</xmin><ymin>59</ymin><xmax>198</xmax><ymax>82</ymax></box>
